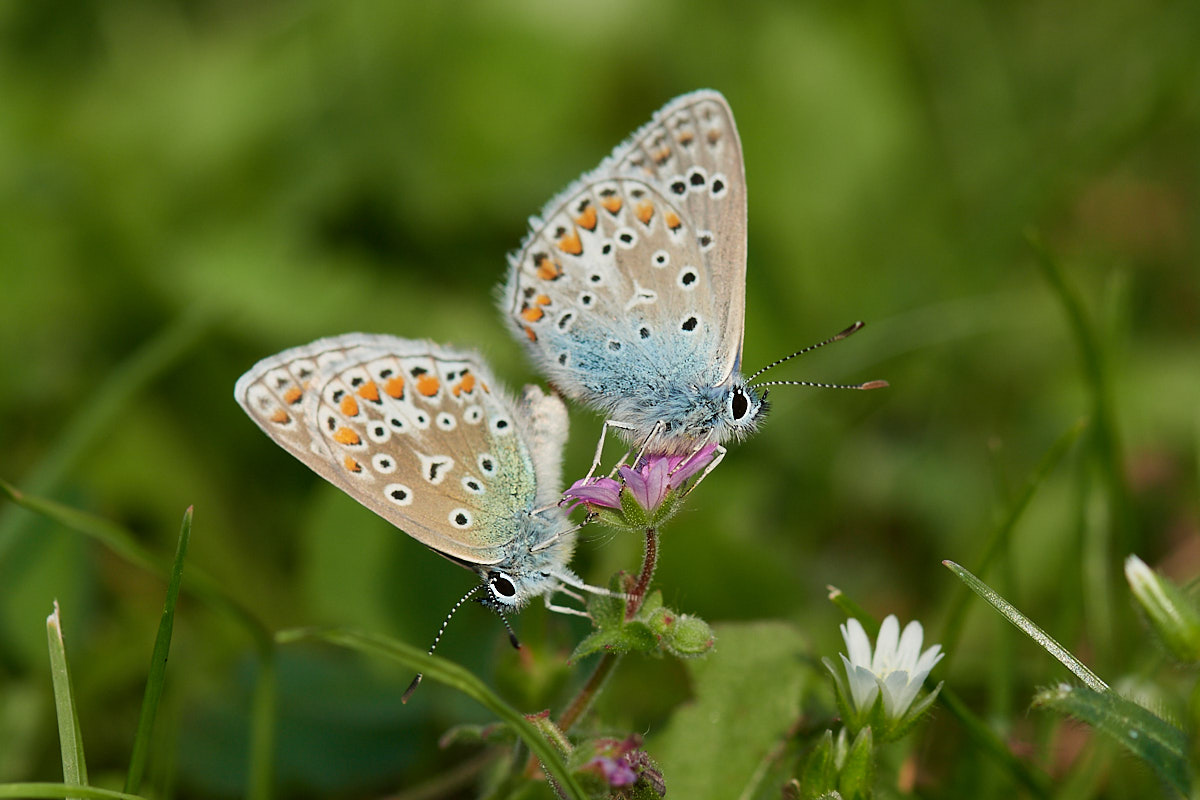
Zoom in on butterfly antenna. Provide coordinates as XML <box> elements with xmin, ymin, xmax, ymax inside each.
<box><xmin>497</xmin><ymin>609</ymin><xmax>521</xmax><ymax>649</ymax></box>
<box><xmin>753</xmin><ymin>378</ymin><xmax>889</xmax><ymax>390</ymax></box>
<box><xmin>402</xmin><ymin>584</ymin><xmax>482</xmax><ymax>704</ymax></box>
<box><xmin>746</xmin><ymin>321</ymin><xmax>868</xmax><ymax>383</ymax></box>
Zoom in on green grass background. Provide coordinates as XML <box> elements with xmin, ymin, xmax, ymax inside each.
<box><xmin>1</xmin><ymin>0</ymin><xmax>1197</xmax><ymax>797</ymax></box>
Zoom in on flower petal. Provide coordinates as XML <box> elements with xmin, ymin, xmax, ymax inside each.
<box><xmin>841</xmin><ymin>619</ymin><xmax>873</xmax><ymax>668</ymax></box>
<box><xmin>872</xmin><ymin>615</ymin><xmax>900</xmax><ymax>673</ymax></box>
<box><xmin>669</xmin><ymin>442</ymin><xmax>720</xmax><ymax>486</ymax></box>
<box><xmin>562</xmin><ymin>476</ymin><xmax>622</xmax><ymax>509</ymax></box>
<box><xmin>895</xmin><ymin>620</ymin><xmax>925</xmax><ymax>671</ymax></box>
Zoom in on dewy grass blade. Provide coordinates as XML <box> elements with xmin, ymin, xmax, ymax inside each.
<box><xmin>943</xmin><ymin>561</ymin><xmax>1108</xmax><ymax>692</ymax></box>
<box><xmin>1034</xmin><ymin>684</ymin><xmax>1188</xmax><ymax>795</ymax></box>
<box><xmin>46</xmin><ymin>603</ymin><xmax>88</xmax><ymax>799</ymax></box>
<box><xmin>277</xmin><ymin>627</ymin><xmax>588</xmax><ymax>800</ymax></box>
<box><xmin>125</xmin><ymin>507</ymin><xmax>192</xmax><ymax>795</ymax></box>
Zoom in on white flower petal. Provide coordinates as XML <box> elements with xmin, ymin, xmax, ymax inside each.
<box><xmin>841</xmin><ymin>619</ymin><xmax>873</xmax><ymax>668</ymax></box>
<box><xmin>895</xmin><ymin>621</ymin><xmax>925</xmax><ymax>671</ymax></box>
<box><xmin>914</xmin><ymin>644</ymin><xmax>944</xmax><ymax>679</ymax></box>
<box><xmin>882</xmin><ymin>670</ymin><xmax>919</xmax><ymax>717</ymax></box>
<box><xmin>840</xmin><ymin>654</ymin><xmax>878</xmax><ymax>710</ymax></box>
<box><xmin>872</xmin><ymin>615</ymin><xmax>900</xmax><ymax>673</ymax></box>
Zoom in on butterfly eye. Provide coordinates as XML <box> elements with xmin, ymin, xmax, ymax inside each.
<box><xmin>731</xmin><ymin>388</ymin><xmax>750</xmax><ymax>420</ymax></box>
<box><xmin>489</xmin><ymin>573</ymin><xmax>517</xmax><ymax>598</ymax></box>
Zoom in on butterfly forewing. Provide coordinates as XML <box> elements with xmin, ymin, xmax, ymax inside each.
<box><xmin>504</xmin><ymin>90</ymin><xmax>748</xmax><ymax>417</ymax></box>
<box><xmin>235</xmin><ymin>334</ymin><xmax>555</xmax><ymax>566</ymax></box>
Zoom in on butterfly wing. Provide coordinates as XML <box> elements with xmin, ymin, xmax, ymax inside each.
<box><xmin>234</xmin><ymin>334</ymin><xmax>566</xmax><ymax>566</ymax></box>
<box><xmin>503</xmin><ymin>91</ymin><xmax>748</xmax><ymax>420</ymax></box>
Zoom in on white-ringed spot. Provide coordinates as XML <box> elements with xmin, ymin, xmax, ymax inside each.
<box><xmin>710</xmin><ymin>172</ymin><xmax>728</xmax><ymax>198</ymax></box>
<box><xmin>651</xmin><ymin>249</ymin><xmax>669</xmax><ymax>268</ymax></box>
<box><xmin>372</xmin><ymin>453</ymin><xmax>397</xmax><ymax>474</ymax></box>
<box><xmin>614</xmin><ymin>227</ymin><xmax>638</xmax><ymax>249</ymax></box>
<box><xmin>367</xmin><ymin>421</ymin><xmax>391</xmax><ymax>443</ymax></box>
<box><xmin>478</xmin><ymin>453</ymin><xmax>497</xmax><ymax>475</ymax></box>
<box><xmin>490</xmin><ymin>416</ymin><xmax>513</xmax><ymax>436</ymax></box>
<box><xmin>462</xmin><ymin>476</ymin><xmax>485</xmax><ymax>495</ymax></box>
<box><xmin>388</xmin><ymin>415</ymin><xmax>409</xmax><ymax>433</ymax></box>
<box><xmin>697</xmin><ymin>230</ymin><xmax>715</xmax><ymax>251</ymax></box>
<box><xmin>687</xmin><ymin>166</ymin><xmax>708</xmax><ymax>192</ymax></box>
<box><xmin>449</xmin><ymin>509</ymin><xmax>474</xmax><ymax>529</ymax></box>
<box><xmin>680</xmin><ymin>315</ymin><xmax>700</xmax><ymax>333</ymax></box>
<box><xmin>385</xmin><ymin>483</ymin><xmax>413</xmax><ymax>506</ymax></box>
<box><xmin>436</xmin><ymin>412</ymin><xmax>457</xmax><ymax>431</ymax></box>
<box><xmin>577</xmin><ymin>291</ymin><xmax>596</xmax><ymax>309</ymax></box>
<box><xmin>464</xmin><ymin>405</ymin><xmax>483</xmax><ymax>425</ymax></box>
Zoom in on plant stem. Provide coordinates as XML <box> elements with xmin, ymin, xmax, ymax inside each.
<box><xmin>556</xmin><ymin>526</ymin><xmax>661</xmax><ymax>735</ymax></box>
<box><xmin>625</xmin><ymin>527</ymin><xmax>658</xmax><ymax>621</ymax></box>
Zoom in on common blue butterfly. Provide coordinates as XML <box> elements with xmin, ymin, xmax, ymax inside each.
<box><xmin>234</xmin><ymin>334</ymin><xmax>598</xmax><ymax>688</ymax></box>
<box><xmin>502</xmin><ymin>90</ymin><xmax>883</xmax><ymax>466</ymax></box>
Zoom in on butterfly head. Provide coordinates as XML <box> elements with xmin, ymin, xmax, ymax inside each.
<box><xmin>477</xmin><ymin>512</ymin><xmax>578</xmax><ymax>612</ymax></box>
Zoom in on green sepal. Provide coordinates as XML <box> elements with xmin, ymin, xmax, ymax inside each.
<box><xmin>1125</xmin><ymin>554</ymin><xmax>1200</xmax><ymax>664</ymax></box>
<box><xmin>644</xmin><ymin>606</ymin><xmax>716</xmax><ymax>657</ymax></box>
<box><xmin>837</xmin><ymin>726</ymin><xmax>875</xmax><ymax>800</ymax></box>
<box><xmin>799</xmin><ymin>730</ymin><xmax>838</xmax><ymax>798</ymax></box>
<box><xmin>573</xmin><ymin>584</ymin><xmax>714</xmax><ymax>662</ymax></box>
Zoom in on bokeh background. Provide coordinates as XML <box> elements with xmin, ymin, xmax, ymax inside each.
<box><xmin>1</xmin><ymin>0</ymin><xmax>1197</xmax><ymax>797</ymax></box>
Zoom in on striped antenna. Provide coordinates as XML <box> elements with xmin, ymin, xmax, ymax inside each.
<box><xmin>402</xmin><ymin>584</ymin><xmax>483</xmax><ymax>703</ymax></box>
<box><xmin>746</xmin><ymin>321</ymin><xmax>867</xmax><ymax>384</ymax></box>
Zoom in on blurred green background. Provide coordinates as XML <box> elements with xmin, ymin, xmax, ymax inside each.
<box><xmin>1</xmin><ymin>0</ymin><xmax>1197</xmax><ymax>797</ymax></box>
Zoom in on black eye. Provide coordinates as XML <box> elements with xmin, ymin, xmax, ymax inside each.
<box><xmin>491</xmin><ymin>575</ymin><xmax>516</xmax><ymax>597</ymax></box>
<box><xmin>731</xmin><ymin>388</ymin><xmax>749</xmax><ymax>420</ymax></box>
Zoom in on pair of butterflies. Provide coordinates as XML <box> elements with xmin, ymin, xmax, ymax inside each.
<box><xmin>235</xmin><ymin>90</ymin><xmax>879</xmax><ymax>638</ymax></box>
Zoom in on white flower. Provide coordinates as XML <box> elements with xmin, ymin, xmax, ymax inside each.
<box><xmin>837</xmin><ymin>615</ymin><xmax>944</xmax><ymax>721</ymax></box>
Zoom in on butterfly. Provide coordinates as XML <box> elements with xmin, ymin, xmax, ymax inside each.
<box><xmin>501</xmin><ymin>90</ymin><xmax>884</xmax><ymax>470</ymax></box>
<box><xmin>234</xmin><ymin>334</ymin><xmax>601</xmax><ymax>692</ymax></box>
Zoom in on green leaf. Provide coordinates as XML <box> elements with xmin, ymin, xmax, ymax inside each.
<box><xmin>1033</xmin><ymin>683</ymin><xmax>1188</xmax><ymax>795</ymax></box>
<box><xmin>125</xmin><ymin>507</ymin><xmax>191</xmax><ymax>794</ymax></box>
<box><xmin>570</xmin><ymin>621</ymin><xmax>658</xmax><ymax>662</ymax></box>
<box><xmin>943</xmin><ymin>560</ymin><xmax>1108</xmax><ymax>692</ymax></box>
<box><xmin>651</xmin><ymin>621</ymin><xmax>810</xmax><ymax>800</ymax></box>
<box><xmin>277</xmin><ymin>626</ymin><xmax>588</xmax><ymax>800</ymax></box>
<box><xmin>46</xmin><ymin>603</ymin><xmax>88</xmax><ymax>797</ymax></box>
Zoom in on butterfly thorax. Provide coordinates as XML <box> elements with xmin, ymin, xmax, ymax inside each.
<box><xmin>599</xmin><ymin>376</ymin><xmax>766</xmax><ymax>455</ymax></box>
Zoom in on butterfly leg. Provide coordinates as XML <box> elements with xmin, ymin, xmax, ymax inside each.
<box><xmin>544</xmin><ymin>593</ymin><xmax>592</xmax><ymax>619</ymax></box>
<box><xmin>583</xmin><ymin>419</ymin><xmax>638</xmax><ymax>481</ymax></box>
<box><xmin>679</xmin><ymin>444</ymin><xmax>727</xmax><ymax>498</ymax></box>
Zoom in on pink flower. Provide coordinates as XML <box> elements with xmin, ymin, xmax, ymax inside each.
<box><xmin>563</xmin><ymin>443</ymin><xmax>719</xmax><ymax>515</ymax></box>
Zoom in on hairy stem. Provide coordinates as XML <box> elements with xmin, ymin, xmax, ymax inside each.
<box><xmin>625</xmin><ymin>527</ymin><xmax>659</xmax><ymax>621</ymax></box>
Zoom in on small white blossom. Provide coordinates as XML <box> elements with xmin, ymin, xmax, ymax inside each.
<box><xmin>825</xmin><ymin>615</ymin><xmax>944</xmax><ymax>739</ymax></box>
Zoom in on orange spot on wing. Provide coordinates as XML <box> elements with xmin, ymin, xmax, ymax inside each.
<box><xmin>416</xmin><ymin>375</ymin><xmax>439</xmax><ymax>397</ymax></box>
<box><xmin>521</xmin><ymin>305</ymin><xmax>544</xmax><ymax>322</ymax></box>
<box><xmin>653</xmin><ymin>146</ymin><xmax>671</xmax><ymax>165</ymax></box>
<box><xmin>333</xmin><ymin>427</ymin><xmax>361</xmax><ymax>446</ymax></box>
<box><xmin>340</xmin><ymin>396</ymin><xmax>359</xmax><ymax>416</ymax></box>
<box><xmin>460</xmin><ymin>373</ymin><xmax>476</xmax><ymax>393</ymax></box>
<box><xmin>575</xmin><ymin>203</ymin><xmax>597</xmax><ymax>231</ymax></box>
<box><xmin>343</xmin><ymin>456</ymin><xmax>362</xmax><ymax>473</ymax></box>
<box><xmin>270</xmin><ymin>409</ymin><xmax>290</xmax><ymax>424</ymax></box>
<box><xmin>524</xmin><ymin>326</ymin><xmax>537</xmax><ymax>342</ymax></box>
<box><xmin>481</xmin><ymin>381</ymin><xmax>490</xmax><ymax>393</ymax></box>
<box><xmin>283</xmin><ymin>387</ymin><xmax>303</xmax><ymax>404</ymax></box>
<box><xmin>706</xmin><ymin>128</ymin><xmax>721</xmax><ymax>144</ymax></box>
<box><xmin>665</xmin><ymin>211</ymin><xmax>682</xmax><ymax>231</ymax></box>
<box><xmin>557</xmin><ymin>228</ymin><xmax>583</xmax><ymax>255</ymax></box>
<box><xmin>384</xmin><ymin>376</ymin><xmax>405</xmax><ymax>399</ymax></box>
<box><xmin>535</xmin><ymin>294</ymin><xmax>551</xmax><ymax>306</ymax></box>
<box><xmin>535</xmin><ymin>254</ymin><xmax>563</xmax><ymax>281</ymax></box>
<box><xmin>600</xmin><ymin>195</ymin><xmax>622</xmax><ymax>214</ymax></box>
<box><xmin>357</xmin><ymin>380</ymin><xmax>379</xmax><ymax>402</ymax></box>
<box><xmin>677</xmin><ymin>130</ymin><xmax>695</xmax><ymax>146</ymax></box>
<box><xmin>635</xmin><ymin>201</ymin><xmax>654</xmax><ymax>225</ymax></box>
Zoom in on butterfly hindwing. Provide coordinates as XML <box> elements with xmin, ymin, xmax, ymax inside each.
<box><xmin>235</xmin><ymin>334</ymin><xmax>563</xmax><ymax>566</ymax></box>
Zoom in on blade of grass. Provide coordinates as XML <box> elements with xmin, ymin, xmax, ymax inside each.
<box><xmin>940</xmin><ymin>420</ymin><xmax>1086</xmax><ymax>666</ymax></box>
<box><xmin>0</xmin><ymin>785</ymin><xmax>146</xmax><ymax>799</ymax></box>
<box><xmin>1029</xmin><ymin>232</ymin><xmax>1131</xmax><ymax>667</ymax></box>
<box><xmin>46</xmin><ymin>603</ymin><xmax>88</xmax><ymax>799</ymax></box>
<box><xmin>943</xmin><ymin>561</ymin><xmax>1108</xmax><ymax>692</ymax></box>
<box><xmin>3</xmin><ymin>485</ymin><xmax>278</xmax><ymax>800</ymax></box>
<box><xmin>125</xmin><ymin>507</ymin><xmax>192</xmax><ymax>794</ymax></box>
<box><xmin>277</xmin><ymin>627</ymin><xmax>588</xmax><ymax>800</ymax></box>
<box><xmin>0</xmin><ymin>309</ymin><xmax>214</xmax><ymax>562</ymax></box>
